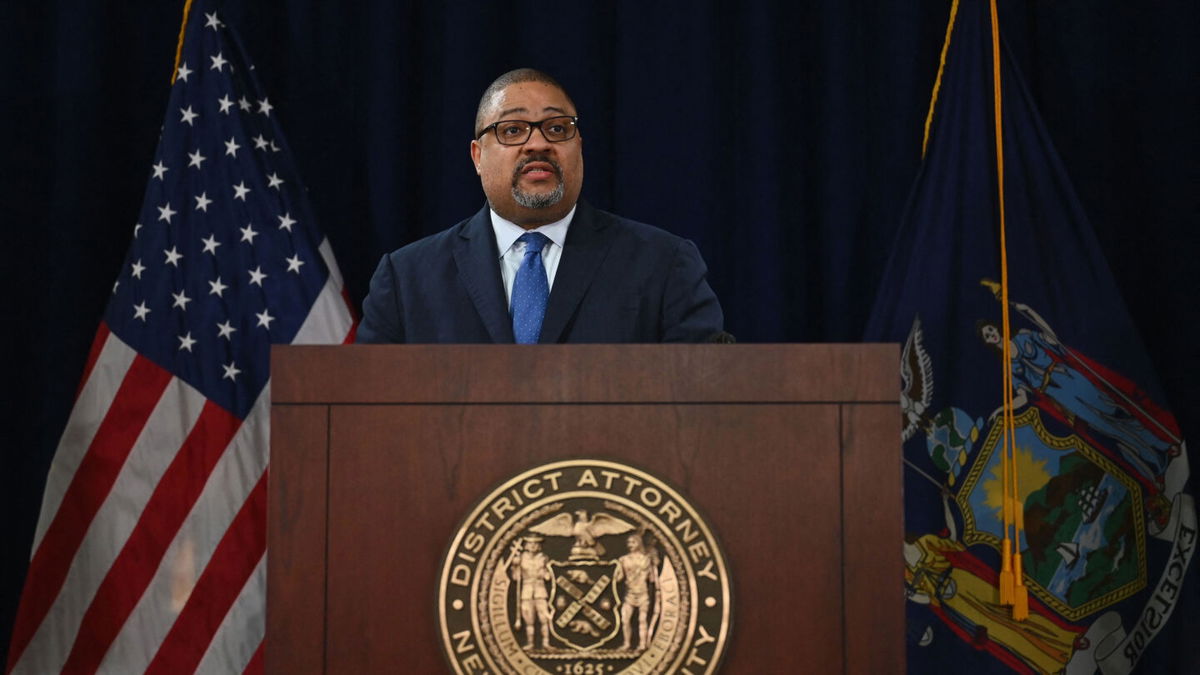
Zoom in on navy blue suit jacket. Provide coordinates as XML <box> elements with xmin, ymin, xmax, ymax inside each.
<box><xmin>356</xmin><ymin>202</ymin><xmax>723</xmax><ymax>343</ymax></box>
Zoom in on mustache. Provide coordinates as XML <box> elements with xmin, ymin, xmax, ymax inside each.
<box><xmin>512</xmin><ymin>156</ymin><xmax>563</xmax><ymax>183</ymax></box>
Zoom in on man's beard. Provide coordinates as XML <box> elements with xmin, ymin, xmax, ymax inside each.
<box><xmin>511</xmin><ymin>156</ymin><xmax>564</xmax><ymax>209</ymax></box>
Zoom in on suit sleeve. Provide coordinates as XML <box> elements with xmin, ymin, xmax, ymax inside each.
<box><xmin>660</xmin><ymin>239</ymin><xmax>724</xmax><ymax>343</ymax></box>
<box><xmin>355</xmin><ymin>253</ymin><xmax>407</xmax><ymax>343</ymax></box>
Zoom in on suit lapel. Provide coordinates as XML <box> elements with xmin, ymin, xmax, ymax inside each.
<box><xmin>452</xmin><ymin>207</ymin><xmax>514</xmax><ymax>343</ymax></box>
<box><xmin>540</xmin><ymin>203</ymin><xmax>614</xmax><ymax>343</ymax></box>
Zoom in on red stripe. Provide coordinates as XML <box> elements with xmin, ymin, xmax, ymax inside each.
<box><xmin>242</xmin><ymin>639</ymin><xmax>264</xmax><ymax>675</ymax></box>
<box><xmin>74</xmin><ymin>324</ymin><xmax>112</xmax><ymax>402</ymax></box>
<box><xmin>146</xmin><ymin>471</ymin><xmax>268</xmax><ymax>675</ymax></box>
<box><xmin>60</xmin><ymin>400</ymin><xmax>242</xmax><ymax>673</ymax></box>
<box><xmin>928</xmin><ymin>604</ymin><xmax>1035</xmax><ymax>674</ymax></box>
<box><xmin>340</xmin><ymin>286</ymin><xmax>358</xmax><ymax>343</ymax></box>
<box><xmin>6</xmin><ymin>356</ymin><xmax>172</xmax><ymax>673</ymax></box>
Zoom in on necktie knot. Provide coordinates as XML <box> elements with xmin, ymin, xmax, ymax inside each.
<box><xmin>518</xmin><ymin>231</ymin><xmax>551</xmax><ymax>257</ymax></box>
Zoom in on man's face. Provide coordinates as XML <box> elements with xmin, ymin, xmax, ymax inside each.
<box><xmin>471</xmin><ymin>81</ymin><xmax>583</xmax><ymax>228</ymax></box>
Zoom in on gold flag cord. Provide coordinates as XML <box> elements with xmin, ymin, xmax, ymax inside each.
<box><xmin>989</xmin><ymin>0</ymin><xmax>1029</xmax><ymax>621</ymax></box>
<box><xmin>170</xmin><ymin>0</ymin><xmax>196</xmax><ymax>84</ymax></box>
<box><xmin>922</xmin><ymin>0</ymin><xmax>961</xmax><ymax>157</ymax></box>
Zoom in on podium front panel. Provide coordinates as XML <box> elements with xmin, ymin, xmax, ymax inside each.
<box><xmin>268</xmin><ymin>344</ymin><xmax>901</xmax><ymax>674</ymax></box>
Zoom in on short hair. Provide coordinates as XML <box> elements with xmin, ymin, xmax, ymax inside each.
<box><xmin>474</xmin><ymin>68</ymin><xmax>576</xmax><ymax>137</ymax></box>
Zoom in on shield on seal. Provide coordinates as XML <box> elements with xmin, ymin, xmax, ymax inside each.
<box><xmin>547</xmin><ymin>559</ymin><xmax>621</xmax><ymax>650</ymax></box>
<box><xmin>957</xmin><ymin>407</ymin><xmax>1147</xmax><ymax>620</ymax></box>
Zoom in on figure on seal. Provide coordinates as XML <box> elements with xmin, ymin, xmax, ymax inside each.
<box><xmin>510</xmin><ymin>535</ymin><xmax>555</xmax><ymax>650</ymax></box>
<box><xmin>615</xmin><ymin>533</ymin><xmax>659</xmax><ymax>651</ymax></box>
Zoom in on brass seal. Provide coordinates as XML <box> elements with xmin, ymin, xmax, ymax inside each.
<box><xmin>437</xmin><ymin>459</ymin><xmax>732</xmax><ymax>674</ymax></box>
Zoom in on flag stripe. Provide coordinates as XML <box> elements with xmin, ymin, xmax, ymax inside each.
<box><xmin>292</xmin><ymin>273</ymin><xmax>355</xmax><ymax>345</ymax></box>
<box><xmin>147</xmin><ymin>473</ymin><xmax>267</xmax><ymax>674</ymax></box>
<box><xmin>242</xmin><ymin>639</ymin><xmax>264</xmax><ymax>675</ymax></box>
<box><xmin>31</xmin><ymin>329</ymin><xmax>137</xmax><ymax>553</ymax></box>
<box><xmin>7</xmin><ymin>355</ymin><xmax>172</xmax><ymax>672</ymax></box>
<box><xmin>12</xmin><ymin>375</ymin><xmax>208</xmax><ymax>675</ymax></box>
<box><xmin>74</xmin><ymin>323</ymin><xmax>112</xmax><ymax>402</ymax></box>
<box><xmin>198</xmin><ymin>555</ymin><xmax>267</xmax><ymax>675</ymax></box>
<box><xmin>60</xmin><ymin>399</ymin><xmax>242</xmax><ymax>673</ymax></box>
<box><xmin>97</xmin><ymin>388</ymin><xmax>269</xmax><ymax>672</ymax></box>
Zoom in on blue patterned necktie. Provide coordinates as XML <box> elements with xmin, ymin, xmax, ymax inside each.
<box><xmin>511</xmin><ymin>232</ymin><xmax>551</xmax><ymax>344</ymax></box>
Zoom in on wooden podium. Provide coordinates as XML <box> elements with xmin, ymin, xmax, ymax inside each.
<box><xmin>267</xmin><ymin>344</ymin><xmax>902</xmax><ymax>673</ymax></box>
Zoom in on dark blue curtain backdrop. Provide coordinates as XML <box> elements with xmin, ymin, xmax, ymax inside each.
<box><xmin>3</xmin><ymin>0</ymin><xmax>1197</xmax><ymax>663</ymax></box>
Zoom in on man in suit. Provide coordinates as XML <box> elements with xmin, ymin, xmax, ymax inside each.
<box><xmin>356</xmin><ymin>68</ymin><xmax>724</xmax><ymax>344</ymax></box>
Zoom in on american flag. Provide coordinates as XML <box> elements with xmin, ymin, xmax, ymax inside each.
<box><xmin>6</xmin><ymin>4</ymin><xmax>355</xmax><ymax>673</ymax></box>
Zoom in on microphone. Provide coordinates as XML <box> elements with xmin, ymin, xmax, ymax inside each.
<box><xmin>706</xmin><ymin>331</ymin><xmax>736</xmax><ymax>344</ymax></box>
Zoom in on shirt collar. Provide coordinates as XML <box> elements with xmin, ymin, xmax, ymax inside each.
<box><xmin>490</xmin><ymin>205</ymin><xmax>576</xmax><ymax>257</ymax></box>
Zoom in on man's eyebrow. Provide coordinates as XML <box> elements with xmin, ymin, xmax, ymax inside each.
<box><xmin>497</xmin><ymin>105</ymin><xmax>570</xmax><ymax>119</ymax></box>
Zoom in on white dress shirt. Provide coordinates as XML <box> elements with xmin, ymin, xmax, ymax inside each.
<box><xmin>490</xmin><ymin>205</ymin><xmax>575</xmax><ymax>308</ymax></box>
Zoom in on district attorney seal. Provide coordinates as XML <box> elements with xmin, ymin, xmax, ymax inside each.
<box><xmin>437</xmin><ymin>459</ymin><xmax>732</xmax><ymax>674</ymax></box>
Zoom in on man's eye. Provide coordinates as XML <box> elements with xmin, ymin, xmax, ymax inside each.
<box><xmin>499</xmin><ymin>124</ymin><xmax>525</xmax><ymax>136</ymax></box>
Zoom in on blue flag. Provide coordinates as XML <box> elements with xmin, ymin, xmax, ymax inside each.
<box><xmin>864</xmin><ymin>2</ymin><xmax>1196</xmax><ymax>673</ymax></box>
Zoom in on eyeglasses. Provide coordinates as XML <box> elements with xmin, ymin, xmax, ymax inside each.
<box><xmin>475</xmin><ymin>116</ymin><xmax>579</xmax><ymax>145</ymax></box>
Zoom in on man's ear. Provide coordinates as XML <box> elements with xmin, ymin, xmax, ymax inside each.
<box><xmin>470</xmin><ymin>140</ymin><xmax>482</xmax><ymax>175</ymax></box>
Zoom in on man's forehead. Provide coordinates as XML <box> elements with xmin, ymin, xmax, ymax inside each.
<box><xmin>484</xmin><ymin>82</ymin><xmax>573</xmax><ymax>120</ymax></box>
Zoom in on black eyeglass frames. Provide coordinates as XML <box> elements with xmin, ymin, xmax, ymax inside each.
<box><xmin>475</xmin><ymin>116</ymin><xmax>579</xmax><ymax>145</ymax></box>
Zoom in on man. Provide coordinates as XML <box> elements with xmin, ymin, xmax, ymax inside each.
<box><xmin>510</xmin><ymin>535</ymin><xmax>554</xmax><ymax>650</ymax></box>
<box><xmin>356</xmin><ymin>68</ymin><xmax>724</xmax><ymax>344</ymax></box>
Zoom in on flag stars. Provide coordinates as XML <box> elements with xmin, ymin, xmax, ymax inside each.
<box><xmin>210</xmin><ymin>52</ymin><xmax>228</xmax><ymax>72</ymax></box>
<box><xmin>267</xmin><ymin>173</ymin><xmax>284</xmax><ymax>190</ymax></box>
<box><xmin>224</xmin><ymin>136</ymin><xmax>241</xmax><ymax>157</ymax></box>
<box><xmin>188</xmin><ymin>149</ymin><xmax>206</xmax><ymax>169</ymax></box>
<box><xmin>217</xmin><ymin>95</ymin><xmax>234</xmax><ymax>114</ymax></box>
<box><xmin>151</xmin><ymin>161</ymin><xmax>168</xmax><ymax>180</ymax></box>
<box><xmin>208</xmin><ymin>276</ymin><xmax>228</xmax><ymax>297</ymax></box>
<box><xmin>172</xmin><ymin>289</ymin><xmax>192</xmax><ymax>309</ymax></box>
<box><xmin>286</xmin><ymin>254</ymin><xmax>305</xmax><ymax>274</ymax></box>
<box><xmin>194</xmin><ymin>192</ymin><xmax>213</xmax><ymax>212</ymax></box>
<box><xmin>248</xmin><ymin>266</ymin><xmax>268</xmax><ymax>286</ymax></box>
<box><xmin>201</xmin><ymin>234</ymin><xmax>221</xmax><ymax>254</ymax></box>
<box><xmin>157</xmin><ymin>203</ymin><xmax>176</xmax><ymax>223</ymax></box>
<box><xmin>278</xmin><ymin>213</ymin><xmax>296</xmax><ymax>232</ymax></box>
<box><xmin>178</xmin><ymin>331</ymin><xmax>197</xmax><ymax>352</ymax></box>
<box><xmin>252</xmin><ymin>134</ymin><xmax>269</xmax><ymax>151</ymax></box>
<box><xmin>233</xmin><ymin>181</ymin><xmax>251</xmax><ymax>201</ymax></box>
<box><xmin>133</xmin><ymin>301</ymin><xmax>151</xmax><ymax>321</ymax></box>
<box><xmin>180</xmin><ymin>105</ymin><xmax>198</xmax><ymax>126</ymax></box>
<box><xmin>204</xmin><ymin>11</ymin><xmax>223</xmax><ymax>30</ymax></box>
<box><xmin>238</xmin><ymin>97</ymin><xmax>252</xmax><ymax>112</ymax></box>
<box><xmin>240</xmin><ymin>223</ymin><xmax>259</xmax><ymax>244</ymax></box>
<box><xmin>217</xmin><ymin>320</ymin><xmax>237</xmax><ymax>340</ymax></box>
<box><xmin>256</xmin><ymin>309</ymin><xmax>275</xmax><ymax>330</ymax></box>
<box><xmin>222</xmin><ymin>361</ymin><xmax>241</xmax><ymax>381</ymax></box>
<box><xmin>164</xmin><ymin>246</ymin><xmax>184</xmax><ymax>266</ymax></box>
<box><xmin>257</xmin><ymin>98</ymin><xmax>273</xmax><ymax>116</ymax></box>
<box><xmin>133</xmin><ymin>223</ymin><xmax>143</xmax><ymax>238</ymax></box>
<box><xmin>131</xmin><ymin>259</ymin><xmax>146</xmax><ymax>279</ymax></box>
<box><xmin>112</xmin><ymin>280</ymin><xmax>119</xmax><ymax>294</ymax></box>
<box><xmin>176</xmin><ymin>62</ymin><xmax>192</xmax><ymax>82</ymax></box>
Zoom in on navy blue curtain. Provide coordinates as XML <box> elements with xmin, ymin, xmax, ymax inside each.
<box><xmin>3</xmin><ymin>0</ymin><xmax>1196</xmax><ymax>662</ymax></box>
